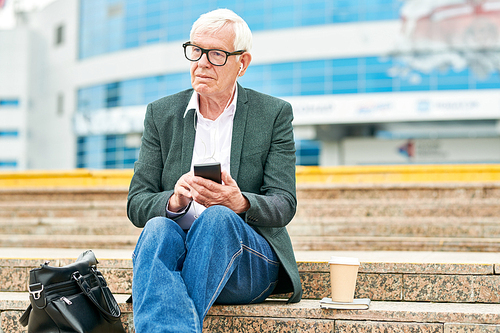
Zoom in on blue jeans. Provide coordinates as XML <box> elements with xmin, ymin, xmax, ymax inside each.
<box><xmin>132</xmin><ymin>205</ymin><xmax>280</xmax><ymax>332</ymax></box>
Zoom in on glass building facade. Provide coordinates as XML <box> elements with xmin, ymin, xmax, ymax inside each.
<box><xmin>76</xmin><ymin>0</ymin><xmax>500</xmax><ymax>169</ymax></box>
<box><xmin>79</xmin><ymin>0</ymin><xmax>401</xmax><ymax>59</ymax></box>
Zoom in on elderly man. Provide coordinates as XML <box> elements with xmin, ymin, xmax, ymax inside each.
<box><xmin>127</xmin><ymin>8</ymin><xmax>302</xmax><ymax>332</ymax></box>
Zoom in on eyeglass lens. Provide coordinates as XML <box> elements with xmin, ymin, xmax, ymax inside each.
<box><xmin>185</xmin><ymin>45</ymin><xmax>227</xmax><ymax>66</ymax></box>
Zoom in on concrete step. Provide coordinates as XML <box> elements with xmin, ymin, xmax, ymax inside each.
<box><xmin>296</xmin><ymin>183</ymin><xmax>500</xmax><ymax>200</ymax></box>
<box><xmin>1</xmin><ymin>250</ymin><xmax>498</xmax><ymax>304</ymax></box>
<box><xmin>2</xmin><ymin>294</ymin><xmax>500</xmax><ymax>332</ymax></box>
<box><xmin>1</xmin><ymin>249</ymin><xmax>499</xmax><ymax>332</ymax></box>
<box><xmin>0</xmin><ymin>217</ymin><xmax>139</xmax><ymax>236</ymax></box>
<box><xmin>6</xmin><ymin>216</ymin><xmax>500</xmax><ymax>238</ymax></box>
<box><xmin>0</xmin><ymin>234</ymin><xmax>138</xmax><ymax>249</ymax></box>
<box><xmin>289</xmin><ymin>216</ymin><xmax>500</xmax><ymax>238</ymax></box>
<box><xmin>291</xmin><ymin>235</ymin><xmax>500</xmax><ymax>252</ymax></box>
<box><xmin>295</xmin><ymin>198</ymin><xmax>500</xmax><ymax>218</ymax></box>
<box><xmin>7</xmin><ymin>197</ymin><xmax>498</xmax><ymax>220</ymax></box>
<box><xmin>0</xmin><ymin>201</ymin><xmax>127</xmax><ymax>219</ymax></box>
<box><xmin>0</xmin><ymin>187</ymin><xmax>128</xmax><ymax>202</ymax></box>
<box><xmin>2</xmin><ymin>184</ymin><xmax>500</xmax><ymax>252</ymax></box>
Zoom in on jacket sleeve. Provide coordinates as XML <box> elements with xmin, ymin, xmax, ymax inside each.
<box><xmin>127</xmin><ymin>103</ymin><xmax>172</xmax><ymax>228</ymax></box>
<box><xmin>242</xmin><ymin>101</ymin><xmax>297</xmax><ymax>228</ymax></box>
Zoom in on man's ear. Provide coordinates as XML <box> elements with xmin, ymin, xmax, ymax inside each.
<box><xmin>238</xmin><ymin>52</ymin><xmax>252</xmax><ymax>76</ymax></box>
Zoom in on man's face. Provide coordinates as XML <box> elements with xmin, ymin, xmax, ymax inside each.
<box><xmin>190</xmin><ymin>25</ymin><xmax>241</xmax><ymax>101</ymax></box>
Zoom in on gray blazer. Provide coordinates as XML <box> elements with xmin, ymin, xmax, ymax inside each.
<box><xmin>127</xmin><ymin>83</ymin><xmax>302</xmax><ymax>303</ymax></box>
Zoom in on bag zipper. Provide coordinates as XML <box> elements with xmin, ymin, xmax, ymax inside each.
<box><xmin>60</xmin><ymin>296</ymin><xmax>72</xmax><ymax>305</ymax></box>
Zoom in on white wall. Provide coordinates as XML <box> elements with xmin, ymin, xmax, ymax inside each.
<box><xmin>25</xmin><ymin>0</ymin><xmax>78</xmax><ymax>169</ymax></box>
<box><xmin>0</xmin><ymin>29</ymin><xmax>30</xmax><ymax>169</ymax></box>
<box><xmin>342</xmin><ymin>137</ymin><xmax>500</xmax><ymax>165</ymax></box>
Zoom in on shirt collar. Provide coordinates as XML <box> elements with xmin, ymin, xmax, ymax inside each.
<box><xmin>183</xmin><ymin>85</ymin><xmax>238</xmax><ymax>119</ymax></box>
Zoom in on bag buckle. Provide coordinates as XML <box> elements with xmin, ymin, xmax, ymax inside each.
<box><xmin>28</xmin><ymin>283</ymin><xmax>44</xmax><ymax>300</ymax></box>
<box><xmin>72</xmin><ymin>271</ymin><xmax>82</xmax><ymax>281</ymax></box>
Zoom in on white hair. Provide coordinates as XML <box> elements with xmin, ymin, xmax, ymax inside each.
<box><xmin>190</xmin><ymin>9</ymin><xmax>253</xmax><ymax>53</ymax></box>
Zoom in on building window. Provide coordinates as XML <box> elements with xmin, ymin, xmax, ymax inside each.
<box><xmin>0</xmin><ymin>130</ymin><xmax>19</xmax><ymax>137</ymax></box>
<box><xmin>57</xmin><ymin>92</ymin><xmax>64</xmax><ymax>116</ymax></box>
<box><xmin>106</xmin><ymin>82</ymin><xmax>121</xmax><ymax>108</ymax></box>
<box><xmin>0</xmin><ymin>161</ymin><xmax>17</xmax><ymax>168</ymax></box>
<box><xmin>0</xmin><ymin>99</ymin><xmax>20</xmax><ymax>107</ymax></box>
<box><xmin>77</xmin><ymin>134</ymin><xmax>140</xmax><ymax>169</ymax></box>
<box><xmin>55</xmin><ymin>24</ymin><xmax>64</xmax><ymax>46</ymax></box>
<box><xmin>296</xmin><ymin>139</ymin><xmax>321</xmax><ymax>166</ymax></box>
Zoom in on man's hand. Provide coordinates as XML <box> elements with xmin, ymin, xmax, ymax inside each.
<box><xmin>168</xmin><ymin>172</ymin><xmax>194</xmax><ymax>212</ymax></box>
<box><xmin>190</xmin><ymin>170</ymin><xmax>250</xmax><ymax>213</ymax></box>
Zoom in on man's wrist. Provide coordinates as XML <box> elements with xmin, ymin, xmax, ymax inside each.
<box><xmin>168</xmin><ymin>195</ymin><xmax>189</xmax><ymax>213</ymax></box>
<box><xmin>235</xmin><ymin>195</ymin><xmax>250</xmax><ymax>214</ymax></box>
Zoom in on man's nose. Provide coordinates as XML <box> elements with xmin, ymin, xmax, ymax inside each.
<box><xmin>198</xmin><ymin>52</ymin><xmax>211</xmax><ymax>66</ymax></box>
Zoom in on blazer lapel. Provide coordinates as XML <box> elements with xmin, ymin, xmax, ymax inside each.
<box><xmin>230</xmin><ymin>84</ymin><xmax>249</xmax><ymax>180</ymax></box>
<box><xmin>181</xmin><ymin>108</ymin><xmax>196</xmax><ymax>173</ymax></box>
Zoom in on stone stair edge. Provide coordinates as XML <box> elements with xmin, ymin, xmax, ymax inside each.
<box><xmin>1</xmin><ymin>292</ymin><xmax>499</xmax><ymax>326</ymax></box>
<box><xmin>291</xmin><ymin>238</ymin><xmax>500</xmax><ymax>253</ymax></box>
<box><xmin>0</xmin><ymin>201</ymin><xmax>127</xmax><ymax>208</ymax></box>
<box><xmin>0</xmin><ymin>217</ymin><xmax>131</xmax><ymax>223</ymax></box>
<box><xmin>1</xmin><ymin>259</ymin><xmax>496</xmax><ymax>273</ymax></box>
<box><xmin>293</xmin><ymin>235</ymin><xmax>500</xmax><ymax>243</ymax></box>
<box><xmin>1</xmin><ymin>182</ymin><xmax>499</xmax><ymax>193</ymax></box>
<box><xmin>0</xmin><ymin>187</ymin><xmax>129</xmax><ymax>193</ymax></box>
<box><xmin>296</xmin><ymin>181</ymin><xmax>500</xmax><ymax>189</ymax></box>
<box><xmin>296</xmin><ymin>198</ymin><xmax>500</xmax><ymax>205</ymax></box>
<box><xmin>1</xmin><ymin>251</ymin><xmax>497</xmax><ymax>274</ymax></box>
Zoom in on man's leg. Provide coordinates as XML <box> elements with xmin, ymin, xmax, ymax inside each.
<box><xmin>182</xmin><ymin>206</ymin><xmax>280</xmax><ymax>324</ymax></box>
<box><xmin>132</xmin><ymin>217</ymin><xmax>201</xmax><ymax>333</ymax></box>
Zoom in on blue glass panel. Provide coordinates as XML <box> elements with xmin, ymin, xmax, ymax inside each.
<box><xmin>475</xmin><ymin>72</ymin><xmax>500</xmax><ymax>89</ymax></box>
<box><xmin>436</xmin><ymin>84</ymin><xmax>469</xmax><ymax>91</ymax></box>
<box><xmin>476</xmin><ymin>82</ymin><xmax>500</xmax><ymax>89</ymax></box>
<box><xmin>270</xmin><ymin>63</ymin><xmax>294</xmax><ymax>76</ymax></box>
<box><xmin>80</xmin><ymin>0</ymin><xmax>410</xmax><ymax>59</ymax></box>
<box><xmin>332</xmin><ymin>57</ymin><xmax>359</xmax><ymax>67</ymax></box>
<box><xmin>331</xmin><ymin>88</ymin><xmax>358</xmax><ymax>94</ymax></box>
<box><xmin>331</xmin><ymin>73</ymin><xmax>358</xmax><ymax>82</ymax></box>
<box><xmin>365</xmin><ymin>70</ymin><xmax>394</xmax><ymax>80</ymax></box>
<box><xmin>365</xmin><ymin>85</ymin><xmax>393</xmax><ymax>93</ymax></box>
<box><xmin>435</xmin><ymin>71</ymin><xmax>469</xmax><ymax>90</ymax></box>
<box><xmin>295</xmin><ymin>139</ymin><xmax>320</xmax><ymax>166</ymax></box>
<box><xmin>0</xmin><ymin>99</ymin><xmax>20</xmax><ymax>107</ymax></box>
<box><xmin>0</xmin><ymin>161</ymin><xmax>17</xmax><ymax>168</ymax></box>
<box><xmin>301</xmin><ymin>76</ymin><xmax>324</xmax><ymax>84</ymax></box>
<box><xmin>268</xmin><ymin>85</ymin><xmax>294</xmax><ymax>97</ymax></box>
<box><xmin>301</xmin><ymin>60</ymin><xmax>326</xmax><ymax>70</ymax></box>
<box><xmin>0</xmin><ymin>131</ymin><xmax>19</xmax><ymax>137</ymax></box>
<box><xmin>399</xmin><ymin>74</ymin><xmax>431</xmax><ymax>91</ymax></box>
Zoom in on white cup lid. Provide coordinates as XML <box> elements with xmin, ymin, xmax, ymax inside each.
<box><xmin>329</xmin><ymin>256</ymin><xmax>360</xmax><ymax>266</ymax></box>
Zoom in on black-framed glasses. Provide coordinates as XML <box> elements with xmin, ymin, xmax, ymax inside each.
<box><xmin>183</xmin><ymin>41</ymin><xmax>245</xmax><ymax>66</ymax></box>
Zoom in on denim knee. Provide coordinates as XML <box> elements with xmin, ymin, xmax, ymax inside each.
<box><xmin>135</xmin><ymin>217</ymin><xmax>184</xmax><ymax>252</ymax></box>
<box><xmin>142</xmin><ymin>216</ymin><xmax>184</xmax><ymax>236</ymax></box>
<box><xmin>190</xmin><ymin>206</ymin><xmax>241</xmax><ymax>234</ymax></box>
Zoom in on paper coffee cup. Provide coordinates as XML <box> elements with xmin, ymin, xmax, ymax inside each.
<box><xmin>329</xmin><ymin>256</ymin><xmax>360</xmax><ymax>303</ymax></box>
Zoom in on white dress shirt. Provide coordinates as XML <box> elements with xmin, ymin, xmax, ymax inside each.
<box><xmin>166</xmin><ymin>86</ymin><xmax>238</xmax><ymax>230</ymax></box>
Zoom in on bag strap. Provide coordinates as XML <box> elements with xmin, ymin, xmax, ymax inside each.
<box><xmin>72</xmin><ymin>271</ymin><xmax>121</xmax><ymax>322</ymax></box>
<box><xmin>19</xmin><ymin>304</ymin><xmax>32</xmax><ymax>327</ymax></box>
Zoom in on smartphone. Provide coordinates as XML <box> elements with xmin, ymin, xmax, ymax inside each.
<box><xmin>193</xmin><ymin>162</ymin><xmax>222</xmax><ymax>184</ymax></box>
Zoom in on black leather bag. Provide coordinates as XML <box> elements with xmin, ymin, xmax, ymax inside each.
<box><xmin>19</xmin><ymin>250</ymin><xmax>126</xmax><ymax>333</ymax></box>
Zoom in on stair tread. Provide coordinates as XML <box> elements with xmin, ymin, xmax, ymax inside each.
<box><xmin>291</xmin><ymin>216</ymin><xmax>500</xmax><ymax>222</ymax></box>
<box><xmin>293</xmin><ymin>235</ymin><xmax>500</xmax><ymax>241</ymax></box>
<box><xmin>2</xmin><ymin>292</ymin><xmax>499</xmax><ymax>324</ymax></box>
<box><xmin>0</xmin><ymin>248</ymin><xmax>496</xmax><ymax>264</ymax></box>
<box><xmin>0</xmin><ymin>201</ymin><xmax>126</xmax><ymax>208</ymax></box>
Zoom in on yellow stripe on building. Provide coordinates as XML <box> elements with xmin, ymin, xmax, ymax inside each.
<box><xmin>1</xmin><ymin>165</ymin><xmax>500</xmax><ymax>188</ymax></box>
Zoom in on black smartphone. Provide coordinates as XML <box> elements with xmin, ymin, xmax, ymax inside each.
<box><xmin>193</xmin><ymin>162</ymin><xmax>222</xmax><ymax>184</ymax></box>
